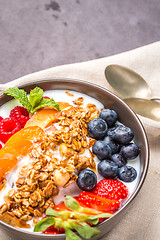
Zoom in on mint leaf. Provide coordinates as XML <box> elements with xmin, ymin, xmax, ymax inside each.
<box><xmin>29</xmin><ymin>87</ymin><xmax>43</xmax><ymax>107</ymax></box>
<box><xmin>65</xmin><ymin>229</ymin><xmax>81</xmax><ymax>240</ymax></box>
<box><xmin>65</xmin><ymin>196</ymin><xmax>81</xmax><ymax>212</ymax></box>
<box><xmin>32</xmin><ymin>97</ymin><xmax>60</xmax><ymax>113</ymax></box>
<box><xmin>34</xmin><ymin>217</ymin><xmax>55</xmax><ymax>232</ymax></box>
<box><xmin>74</xmin><ymin>222</ymin><xmax>99</xmax><ymax>239</ymax></box>
<box><xmin>4</xmin><ymin>87</ymin><xmax>31</xmax><ymax>112</ymax></box>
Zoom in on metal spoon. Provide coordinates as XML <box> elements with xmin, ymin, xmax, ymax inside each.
<box><xmin>105</xmin><ymin>64</ymin><xmax>160</xmax><ymax>100</ymax></box>
<box><xmin>124</xmin><ymin>98</ymin><xmax>160</xmax><ymax>121</ymax></box>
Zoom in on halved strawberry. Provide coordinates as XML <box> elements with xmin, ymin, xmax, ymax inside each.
<box><xmin>78</xmin><ymin>191</ymin><xmax>121</xmax><ymax>213</ymax></box>
<box><xmin>54</xmin><ymin>198</ymin><xmax>101</xmax><ymax>215</ymax></box>
<box><xmin>91</xmin><ymin>179</ymin><xmax>128</xmax><ymax>200</ymax></box>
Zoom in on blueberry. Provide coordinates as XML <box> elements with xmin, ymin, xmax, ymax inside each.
<box><xmin>92</xmin><ymin>140</ymin><xmax>112</xmax><ymax>160</ymax></box>
<box><xmin>114</xmin><ymin>121</ymin><xmax>124</xmax><ymax>127</ymax></box>
<box><xmin>120</xmin><ymin>143</ymin><xmax>140</xmax><ymax>160</ymax></box>
<box><xmin>76</xmin><ymin>169</ymin><xmax>97</xmax><ymax>191</ymax></box>
<box><xmin>118</xmin><ymin>165</ymin><xmax>137</xmax><ymax>182</ymax></box>
<box><xmin>107</xmin><ymin>126</ymin><xmax>117</xmax><ymax>138</ymax></box>
<box><xmin>99</xmin><ymin>109</ymin><xmax>118</xmax><ymax>127</ymax></box>
<box><xmin>111</xmin><ymin>126</ymin><xmax>134</xmax><ymax>144</ymax></box>
<box><xmin>104</xmin><ymin>135</ymin><xmax>120</xmax><ymax>154</ymax></box>
<box><xmin>111</xmin><ymin>153</ymin><xmax>127</xmax><ymax>168</ymax></box>
<box><xmin>98</xmin><ymin>160</ymin><xmax>118</xmax><ymax>179</ymax></box>
<box><xmin>87</xmin><ymin>118</ymin><xmax>108</xmax><ymax>140</ymax></box>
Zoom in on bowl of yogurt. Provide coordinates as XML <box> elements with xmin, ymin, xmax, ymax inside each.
<box><xmin>0</xmin><ymin>78</ymin><xmax>149</xmax><ymax>240</ymax></box>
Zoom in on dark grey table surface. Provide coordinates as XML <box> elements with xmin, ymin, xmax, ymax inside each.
<box><xmin>0</xmin><ymin>0</ymin><xmax>160</xmax><ymax>84</ymax></box>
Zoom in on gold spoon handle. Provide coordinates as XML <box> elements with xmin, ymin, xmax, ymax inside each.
<box><xmin>150</xmin><ymin>97</ymin><xmax>160</xmax><ymax>101</ymax></box>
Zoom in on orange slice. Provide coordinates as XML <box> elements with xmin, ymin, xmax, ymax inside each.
<box><xmin>0</xmin><ymin>126</ymin><xmax>45</xmax><ymax>182</ymax></box>
<box><xmin>24</xmin><ymin>102</ymin><xmax>71</xmax><ymax>129</ymax></box>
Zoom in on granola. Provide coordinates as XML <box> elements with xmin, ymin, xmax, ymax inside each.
<box><xmin>0</xmin><ymin>97</ymin><xmax>98</xmax><ymax>227</ymax></box>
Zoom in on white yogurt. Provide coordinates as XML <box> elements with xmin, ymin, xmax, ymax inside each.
<box><xmin>0</xmin><ymin>89</ymin><xmax>140</xmax><ymax>230</ymax></box>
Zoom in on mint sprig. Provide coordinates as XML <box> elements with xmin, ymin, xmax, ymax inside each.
<box><xmin>34</xmin><ymin>196</ymin><xmax>113</xmax><ymax>240</ymax></box>
<box><xmin>4</xmin><ymin>87</ymin><xmax>31</xmax><ymax>112</ymax></box>
<box><xmin>4</xmin><ymin>87</ymin><xmax>60</xmax><ymax>114</ymax></box>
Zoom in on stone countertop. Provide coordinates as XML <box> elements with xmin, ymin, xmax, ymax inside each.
<box><xmin>0</xmin><ymin>0</ymin><xmax>160</xmax><ymax>84</ymax></box>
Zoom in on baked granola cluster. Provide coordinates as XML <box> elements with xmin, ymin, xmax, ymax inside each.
<box><xmin>0</xmin><ymin>97</ymin><xmax>99</xmax><ymax>228</ymax></box>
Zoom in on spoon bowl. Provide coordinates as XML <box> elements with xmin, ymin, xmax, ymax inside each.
<box><xmin>124</xmin><ymin>98</ymin><xmax>160</xmax><ymax>121</ymax></box>
<box><xmin>105</xmin><ymin>65</ymin><xmax>153</xmax><ymax>99</ymax></box>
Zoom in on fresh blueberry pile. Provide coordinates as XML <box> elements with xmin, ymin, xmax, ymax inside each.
<box><xmin>76</xmin><ymin>109</ymin><xmax>140</xmax><ymax>191</ymax></box>
<box><xmin>90</xmin><ymin>109</ymin><xmax>139</xmax><ymax>182</ymax></box>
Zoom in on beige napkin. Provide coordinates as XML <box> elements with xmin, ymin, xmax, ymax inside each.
<box><xmin>0</xmin><ymin>42</ymin><xmax>160</xmax><ymax>240</ymax></box>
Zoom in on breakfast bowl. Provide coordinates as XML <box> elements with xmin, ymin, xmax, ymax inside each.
<box><xmin>0</xmin><ymin>78</ymin><xmax>149</xmax><ymax>240</ymax></box>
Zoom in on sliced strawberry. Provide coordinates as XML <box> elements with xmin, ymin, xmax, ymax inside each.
<box><xmin>54</xmin><ymin>202</ymin><xmax>70</xmax><ymax>212</ymax></box>
<box><xmin>43</xmin><ymin>221</ymin><xmax>65</xmax><ymax>234</ymax></box>
<box><xmin>54</xmin><ymin>197</ymin><xmax>104</xmax><ymax>215</ymax></box>
<box><xmin>78</xmin><ymin>191</ymin><xmax>121</xmax><ymax>213</ymax></box>
<box><xmin>91</xmin><ymin>179</ymin><xmax>128</xmax><ymax>200</ymax></box>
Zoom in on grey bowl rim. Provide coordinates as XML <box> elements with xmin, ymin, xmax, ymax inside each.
<box><xmin>0</xmin><ymin>77</ymin><xmax>149</xmax><ymax>237</ymax></box>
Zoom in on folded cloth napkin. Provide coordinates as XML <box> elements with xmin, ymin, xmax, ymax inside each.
<box><xmin>0</xmin><ymin>42</ymin><xmax>160</xmax><ymax>240</ymax></box>
<box><xmin>1</xmin><ymin>41</ymin><xmax>160</xmax><ymax>138</ymax></box>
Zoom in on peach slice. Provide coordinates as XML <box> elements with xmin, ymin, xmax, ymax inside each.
<box><xmin>25</xmin><ymin>102</ymin><xmax>71</xmax><ymax>129</ymax></box>
<box><xmin>0</xmin><ymin>126</ymin><xmax>45</xmax><ymax>182</ymax></box>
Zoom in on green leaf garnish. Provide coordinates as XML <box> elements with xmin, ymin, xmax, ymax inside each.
<box><xmin>32</xmin><ymin>97</ymin><xmax>60</xmax><ymax>113</ymax></box>
<box><xmin>74</xmin><ymin>222</ymin><xmax>99</xmax><ymax>239</ymax></box>
<box><xmin>46</xmin><ymin>208</ymin><xmax>71</xmax><ymax>220</ymax></box>
<box><xmin>65</xmin><ymin>196</ymin><xmax>81</xmax><ymax>212</ymax></box>
<box><xmin>29</xmin><ymin>87</ymin><xmax>43</xmax><ymax>107</ymax></box>
<box><xmin>4</xmin><ymin>87</ymin><xmax>31</xmax><ymax>112</ymax></box>
<box><xmin>4</xmin><ymin>87</ymin><xmax>60</xmax><ymax>114</ymax></box>
<box><xmin>34</xmin><ymin>217</ymin><xmax>55</xmax><ymax>232</ymax></box>
<box><xmin>65</xmin><ymin>228</ymin><xmax>81</xmax><ymax>240</ymax></box>
<box><xmin>86</xmin><ymin>212</ymin><xmax>113</xmax><ymax>225</ymax></box>
<box><xmin>34</xmin><ymin>195</ymin><xmax>113</xmax><ymax>239</ymax></box>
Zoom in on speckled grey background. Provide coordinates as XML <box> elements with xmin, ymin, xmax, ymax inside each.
<box><xmin>0</xmin><ymin>0</ymin><xmax>160</xmax><ymax>84</ymax></box>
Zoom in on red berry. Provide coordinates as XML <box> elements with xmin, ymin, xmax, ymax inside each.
<box><xmin>0</xmin><ymin>116</ymin><xmax>3</xmax><ymax>122</ymax></box>
<box><xmin>0</xmin><ymin>118</ymin><xmax>21</xmax><ymax>143</ymax></box>
<box><xmin>43</xmin><ymin>96</ymin><xmax>50</xmax><ymax>99</ymax></box>
<box><xmin>91</xmin><ymin>179</ymin><xmax>128</xmax><ymax>200</ymax></box>
<box><xmin>79</xmin><ymin>191</ymin><xmax>121</xmax><ymax>213</ymax></box>
<box><xmin>0</xmin><ymin>143</ymin><xmax>2</xmax><ymax>149</ymax></box>
<box><xmin>10</xmin><ymin>106</ymin><xmax>30</xmax><ymax>128</ymax></box>
<box><xmin>43</xmin><ymin>224</ymin><xmax>65</xmax><ymax>234</ymax></box>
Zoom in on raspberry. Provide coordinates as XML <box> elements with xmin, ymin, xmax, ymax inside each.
<box><xmin>0</xmin><ymin>143</ymin><xmax>2</xmax><ymax>149</ymax></box>
<box><xmin>0</xmin><ymin>118</ymin><xmax>21</xmax><ymax>143</ymax></box>
<box><xmin>10</xmin><ymin>106</ymin><xmax>30</xmax><ymax>128</ymax></box>
<box><xmin>0</xmin><ymin>116</ymin><xmax>3</xmax><ymax>122</ymax></box>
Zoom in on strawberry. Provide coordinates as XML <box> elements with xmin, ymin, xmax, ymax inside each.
<box><xmin>54</xmin><ymin>202</ymin><xmax>71</xmax><ymax>212</ymax></box>
<box><xmin>78</xmin><ymin>191</ymin><xmax>121</xmax><ymax>213</ymax></box>
<box><xmin>91</xmin><ymin>179</ymin><xmax>128</xmax><ymax>200</ymax></box>
<box><xmin>43</xmin><ymin>220</ymin><xmax>65</xmax><ymax>234</ymax></box>
<box><xmin>54</xmin><ymin>198</ymin><xmax>99</xmax><ymax>214</ymax></box>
